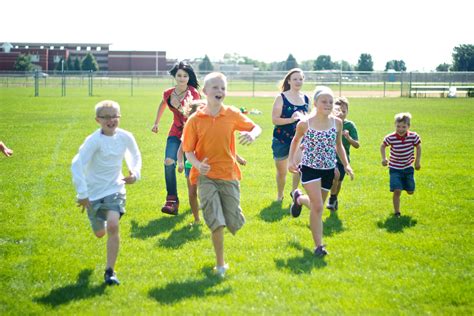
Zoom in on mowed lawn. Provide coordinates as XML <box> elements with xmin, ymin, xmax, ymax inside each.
<box><xmin>0</xmin><ymin>89</ymin><xmax>473</xmax><ymax>314</ymax></box>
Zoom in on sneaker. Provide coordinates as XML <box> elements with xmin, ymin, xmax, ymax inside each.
<box><xmin>161</xmin><ymin>195</ymin><xmax>179</xmax><ymax>215</ymax></box>
<box><xmin>394</xmin><ymin>211</ymin><xmax>401</xmax><ymax>217</ymax></box>
<box><xmin>290</xmin><ymin>189</ymin><xmax>303</xmax><ymax>218</ymax></box>
<box><xmin>104</xmin><ymin>267</ymin><xmax>120</xmax><ymax>286</ymax></box>
<box><xmin>314</xmin><ymin>245</ymin><xmax>328</xmax><ymax>257</ymax></box>
<box><xmin>213</xmin><ymin>263</ymin><xmax>229</xmax><ymax>278</ymax></box>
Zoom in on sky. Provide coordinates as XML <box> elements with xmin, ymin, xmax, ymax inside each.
<box><xmin>2</xmin><ymin>0</ymin><xmax>473</xmax><ymax>71</ymax></box>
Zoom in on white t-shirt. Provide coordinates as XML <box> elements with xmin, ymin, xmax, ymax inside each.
<box><xmin>71</xmin><ymin>128</ymin><xmax>142</xmax><ymax>201</ymax></box>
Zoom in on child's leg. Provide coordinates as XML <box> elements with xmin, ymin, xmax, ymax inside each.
<box><xmin>187</xmin><ymin>179</ymin><xmax>200</xmax><ymax>222</ymax></box>
<box><xmin>274</xmin><ymin>158</ymin><xmax>288</xmax><ymax>200</ymax></box>
<box><xmin>300</xmin><ymin>181</ymin><xmax>324</xmax><ymax>247</ymax></box>
<box><xmin>393</xmin><ymin>190</ymin><xmax>402</xmax><ymax>214</ymax></box>
<box><xmin>291</xmin><ymin>172</ymin><xmax>300</xmax><ymax>193</ymax></box>
<box><xmin>211</xmin><ymin>226</ymin><xmax>225</xmax><ymax>267</ymax></box>
<box><xmin>106</xmin><ymin>211</ymin><xmax>120</xmax><ymax>270</ymax></box>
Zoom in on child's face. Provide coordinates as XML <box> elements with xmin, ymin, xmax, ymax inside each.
<box><xmin>395</xmin><ymin>121</ymin><xmax>409</xmax><ymax>136</ymax></box>
<box><xmin>315</xmin><ymin>94</ymin><xmax>334</xmax><ymax>116</ymax></box>
<box><xmin>175</xmin><ymin>69</ymin><xmax>190</xmax><ymax>86</ymax></box>
<box><xmin>203</xmin><ymin>77</ymin><xmax>226</xmax><ymax>104</ymax></box>
<box><xmin>338</xmin><ymin>103</ymin><xmax>348</xmax><ymax>120</ymax></box>
<box><xmin>288</xmin><ymin>72</ymin><xmax>304</xmax><ymax>90</ymax></box>
<box><xmin>96</xmin><ymin>107</ymin><xmax>120</xmax><ymax>136</ymax></box>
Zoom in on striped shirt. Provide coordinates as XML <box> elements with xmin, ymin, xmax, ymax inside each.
<box><xmin>383</xmin><ymin>131</ymin><xmax>421</xmax><ymax>169</ymax></box>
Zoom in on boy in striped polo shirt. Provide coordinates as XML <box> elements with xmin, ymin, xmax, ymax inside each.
<box><xmin>381</xmin><ymin>112</ymin><xmax>422</xmax><ymax>217</ymax></box>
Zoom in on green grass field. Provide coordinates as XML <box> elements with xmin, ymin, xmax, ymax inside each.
<box><xmin>0</xmin><ymin>89</ymin><xmax>473</xmax><ymax>314</ymax></box>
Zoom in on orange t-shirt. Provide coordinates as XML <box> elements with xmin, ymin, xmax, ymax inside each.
<box><xmin>182</xmin><ymin>105</ymin><xmax>256</xmax><ymax>185</ymax></box>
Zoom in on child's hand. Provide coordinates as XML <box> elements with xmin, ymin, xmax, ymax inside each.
<box><xmin>381</xmin><ymin>158</ymin><xmax>388</xmax><ymax>166</ymax></box>
<box><xmin>239</xmin><ymin>132</ymin><xmax>256</xmax><ymax>145</ymax></box>
<box><xmin>123</xmin><ymin>171</ymin><xmax>137</xmax><ymax>184</ymax></box>
<box><xmin>342</xmin><ymin>130</ymin><xmax>350</xmax><ymax>139</ymax></box>
<box><xmin>415</xmin><ymin>162</ymin><xmax>421</xmax><ymax>170</ymax></box>
<box><xmin>177</xmin><ymin>161</ymin><xmax>184</xmax><ymax>173</ymax></box>
<box><xmin>291</xmin><ymin>111</ymin><xmax>305</xmax><ymax>122</ymax></box>
<box><xmin>77</xmin><ymin>198</ymin><xmax>91</xmax><ymax>213</ymax></box>
<box><xmin>236</xmin><ymin>156</ymin><xmax>247</xmax><ymax>166</ymax></box>
<box><xmin>345</xmin><ymin>165</ymin><xmax>354</xmax><ymax>180</ymax></box>
<box><xmin>151</xmin><ymin>124</ymin><xmax>159</xmax><ymax>133</ymax></box>
<box><xmin>288</xmin><ymin>161</ymin><xmax>300</xmax><ymax>174</ymax></box>
<box><xmin>0</xmin><ymin>142</ymin><xmax>13</xmax><ymax>157</ymax></box>
<box><xmin>198</xmin><ymin>158</ymin><xmax>211</xmax><ymax>175</ymax></box>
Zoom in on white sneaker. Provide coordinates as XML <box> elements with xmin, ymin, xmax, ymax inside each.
<box><xmin>214</xmin><ymin>263</ymin><xmax>229</xmax><ymax>277</ymax></box>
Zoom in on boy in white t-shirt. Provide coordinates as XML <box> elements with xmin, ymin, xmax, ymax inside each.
<box><xmin>71</xmin><ymin>100</ymin><xmax>142</xmax><ymax>285</ymax></box>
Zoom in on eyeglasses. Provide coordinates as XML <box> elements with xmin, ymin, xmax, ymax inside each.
<box><xmin>98</xmin><ymin>115</ymin><xmax>121</xmax><ymax>120</ymax></box>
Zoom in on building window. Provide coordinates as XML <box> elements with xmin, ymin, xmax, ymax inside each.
<box><xmin>96</xmin><ymin>47</ymin><xmax>101</xmax><ymax>51</ymax></box>
<box><xmin>25</xmin><ymin>46</ymin><xmax>29</xmax><ymax>49</ymax></box>
<box><xmin>50</xmin><ymin>46</ymin><xmax>54</xmax><ymax>49</ymax></box>
<box><xmin>76</xmin><ymin>46</ymin><xmax>81</xmax><ymax>51</ymax></box>
<box><xmin>60</xmin><ymin>46</ymin><xmax>64</xmax><ymax>50</ymax></box>
<box><xmin>40</xmin><ymin>46</ymin><xmax>44</xmax><ymax>49</ymax></box>
<box><xmin>87</xmin><ymin>46</ymin><xmax>91</xmax><ymax>51</ymax></box>
<box><xmin>31</xmin><ymin>55</ymin><xmax>40</xmax><ymax>62</ymax></box>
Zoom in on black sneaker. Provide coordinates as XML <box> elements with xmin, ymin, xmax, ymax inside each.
<box><xmin>290</xmin><ymin>189</ymin><xmax>303</xmax><ymax>218</ymax></box>
<box><xmin>394</xmin><ymin>211</ymin><xmax>401</xmax><ymax>217</ymax></box>
<box><xmin>104</xmin><ymin>267</ymin><xmax>120</xmax><ymax>286</ymax></box>
<box><xmin>314</xmin><ymin>245</ymin><xmax>328</xmax><ymax>257</ymax></box>
<box><xmin>334</xmin><ymin>200</ymin><xmax>338</xmax><ymax>211</ymax></box>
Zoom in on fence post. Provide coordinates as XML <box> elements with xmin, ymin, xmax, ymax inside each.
<box><xmin>383</xmin><ymin>79</ymin><xmax>386</xmax><ymax>98</ymax></box>
<box><xmin>88</xmin><ymin>70</ymin><xmax>93</xmax><ymax>96</ymax></box>
<box><xmin>252</xmin><ymin>72</ymin><xmax>255</xmax><ymax>98</ymax></box>
<box><xmin>131</xmin><ymin>75</ymin><xmax>134</xmax><ymax>97</ymax></box>
<box><xmin>62</xmin><ymin>72</ymin><xmax>66</xmax><ymax>97</ymax></box>
<box><xmin>34</xmin><ymin>70</ymin><xmax>39</xmax><ymax>97</ymax></box>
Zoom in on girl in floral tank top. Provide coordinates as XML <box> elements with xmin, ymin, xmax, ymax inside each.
<box><xmin>287</xmin><ymin>86</ymin><xmax>354</xmax><ymax>257</ymax></box>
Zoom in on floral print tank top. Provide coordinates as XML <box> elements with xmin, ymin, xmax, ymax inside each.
<box><xmin>301</xmin><ymin>119</ymin><xmax>337</xmax><ymax>170</ymax></box>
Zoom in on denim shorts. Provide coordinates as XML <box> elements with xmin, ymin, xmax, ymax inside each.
<box><xmin>165</xmin><ymin>136</ymin><xmax>181</xmax><ymax>161</ymax></box>
<box><xmin>389</xmin><ymin>167</ymin><xmax>415</xmax><ymax>192</ymax></box>
<box><xmin>272</xmin><ymin>138</ymin><xmax>290</xmax><ymax>161</ymax></box>
<box><xmin>87</xmin><ymin>192</ymin><xmax>126</xmax><ymax>232</ymax></box>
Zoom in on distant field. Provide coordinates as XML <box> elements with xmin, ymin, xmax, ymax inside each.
<box><xmin>0</xmin><ymin>90</ymin><xmax>473</xmax><ymax>314</ymax></box>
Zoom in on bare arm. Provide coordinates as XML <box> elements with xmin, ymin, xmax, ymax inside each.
<box><xmin>414</xmin><ymin>144</ymin><xmax>421</xmax><ymax>170</ymax></box>
<box><xmin>151</xmin><ymin>99</ymin><xmax>167</xmax><ymax>133</ymax></box>
<box><xmin>177</xmin><ymin>143</ymin><xmax>184</xmax><ymax>173</ymax></box>
<box><xmin>271</xmin><ymin>95</ymin><xmax>303</xmax><ymax>125</ymax></box>
<box><xmin>288</xmin><ymin>121</ymin><xmax>307</xmax><ymax>173</ymax></box>
<box><xmin>380</xmin><ymin>143</ymin><xmax>388</xmax><ymax>166</ymax></box>
<box><xmin>342</xmin><ymin>130</ymin><xmax>360</xmax><ymax>148</ymax></box>
<box><xmin>185</xmin><ymin>152</ymin><xmax>210</xmax><ymax>175</ymax></box>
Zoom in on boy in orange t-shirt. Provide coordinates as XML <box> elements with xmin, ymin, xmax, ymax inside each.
<box><xmin>182</xmin><ymin>72</ymin><xmax>261</xmax><ymax>277</ymax></box>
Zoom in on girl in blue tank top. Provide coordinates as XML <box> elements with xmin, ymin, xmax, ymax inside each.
<box><xmin>271</xmin><ymin>68</ymin><xmax>310</xmax><ymax>202</ymax></box>
<box><xmin>287</xmin><ymin>86</ymin><xmax>354</xmax><ymax>257</ymax></box>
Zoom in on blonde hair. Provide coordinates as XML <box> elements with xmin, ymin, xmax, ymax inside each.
<box><xmin>394</xmin><ymin>112</ymin><xmax>412</xmax><ymax>125</ymax></box>
<box><xmin>95</xmin><ymin>100</ymin><xmax>120</xmax><ymax>117</ymax></box>
<box><xmin>280</xmin><ymin>68</ymin><xmax>304</xmax><ymax>92</ymax></box>
<box><xmin>313</xmin><ymin>86</ymin><xmax>334</xmax><ymax>102</ymax></box>
<box><xmin>203</xmin><ymin>72</ymin><xmax>227</xmax><ymax>88</ymax></box>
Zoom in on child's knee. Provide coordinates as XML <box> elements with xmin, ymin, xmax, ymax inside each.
<box><xmin>95</xmin><ymin>229</ymin><xmax>106</xmax><ymax>238</ymax></box>
<box><xmin>164</xmin><ymin>158</ymin><xmax>175</xmax><ymax>165</ymax></box>
<box><xmin>107</xmin><ymin>221</ymin><xmax>119</xmax><ymax>234</ymax></box>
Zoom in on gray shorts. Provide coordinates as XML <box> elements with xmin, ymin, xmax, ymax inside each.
<box><xmin>87</xmin><ymin>192</ymin><xmax>126</xmax><ymax>232</ymax></box>
<box><xmin>198</xmin><ymin>176</ymin><xmax>245</xmax><ymax>235</ymax></box>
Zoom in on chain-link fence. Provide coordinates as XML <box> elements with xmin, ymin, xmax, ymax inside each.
<box><xmin>1</xmin><ymin>70</ymin><xmax>473</xmax><ymax>98</ymax></box>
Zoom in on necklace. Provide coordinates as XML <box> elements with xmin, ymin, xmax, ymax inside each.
<box><xmin>173</xmin><ymin>87</ymin><xmax>188</xmax><ymax>97</ymax></box>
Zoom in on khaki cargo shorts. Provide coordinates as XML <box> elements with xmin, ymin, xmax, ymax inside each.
<box><xmin>198</xmin><ymin>176</ymin><xmax>245</xmax><ymax>235</ymax></box>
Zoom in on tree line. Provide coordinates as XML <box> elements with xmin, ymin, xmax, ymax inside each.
<box><xmin>13</xmin><ymin>52</ymin><xmax>99</xmax><ymax>72</ymax></box>
<box><xmin>198</xmin><ymin>44</ymin><xmax>474</xmax><ymax>72</ymax></box>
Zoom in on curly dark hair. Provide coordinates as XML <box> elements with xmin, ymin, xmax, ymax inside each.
<box><xmin>169</xmin><ymin>61</ymin><xmax>199</xmax><ymax>89</ymax></box>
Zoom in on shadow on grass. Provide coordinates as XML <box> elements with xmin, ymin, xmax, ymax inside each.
<box><xmin>158</xmin><ymin>223</ymin><xmax>203</xmax><ymax>248</ymax></box>
<box><xmin>274</xmin><ymin>241</ymin><xmax>327</xmax><ymax>274</ymax></box>
<box><xmin>34</xmin><ymin>269</ymin><xmax>106</xmax><ymax>307</ymax></box>
<box><xmin>377</xmin><ymin>214</ymin><xmax>417</xmax><ymax>233</ymax></box>
<box><xmin>259</xmin><ymin>200</ymin><xmax>288</xmax><ymax>222</ymax></box>
<box><xmin>323</xmin><ymin>211</ymin><xmax>344</xmax><ymax>236</ymax></box>
<box><xmin>130</xmin><ymin>212</ymin><xmax>186</xmax><ymax>239</ymax></box>
<box><xmin>148</xmin><ymin>267</ymin><xmax>231</xmax><ymax>305</ymax></box>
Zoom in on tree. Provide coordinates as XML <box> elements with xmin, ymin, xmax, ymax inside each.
<box><xmin>385</xmin><ymin>59</ymin><xmax>406</xmax><ymax>71</ymax></box>
<box><xmin>14</xmin><ymin>54</ymin><xmax>34</xmax><ymax>71</ymax></box>
<box><xmin>436</xmin><ymin>63</ymin><xmax>451</xmax><ymax>72</ymax></box>
<box><xmin>452</xmin><ymin>44</ymin><xmax>474</xmax><ymax>71</ymax></box>
<box><xmin>199</xmin><ymin>55</ymin><xmax>214</xmax><ymax>72</ymax></box>
<box><xmin>81</xmin><ymin>53</ymin><xmax>99</xmax><ymax>71</ymax></box>
<box><xmin>55</xmin><ymin>58</ymin><xmax>65</xmax><ymax>72</ymax></box>
<box><xmin>356</xmin><ymin>53</ymin><xmax>374</xmax><ymax>71</ymax></box>
<box><xmin>313</xmin><ymin>55</ymin><xmax>334</xmax><ymax>70</ymax></box>
<box><xmin>74</xmin><ymin>57</ymin><xmax>82</xmax><ymax>71</ymax></box>
<box><xmin>299</xmin><ymin>60</ymin><xmax>315</xmax><ymax>71</ymax></box>
<box><xmin>66</xmin><ymin>57</ymin><xmax>74</xmax><ymax>71</ymax></box>
<box><xmin>284</xmin><ymin>54</ymin><xmax>298</xmax><ymax>70</ymax></box>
